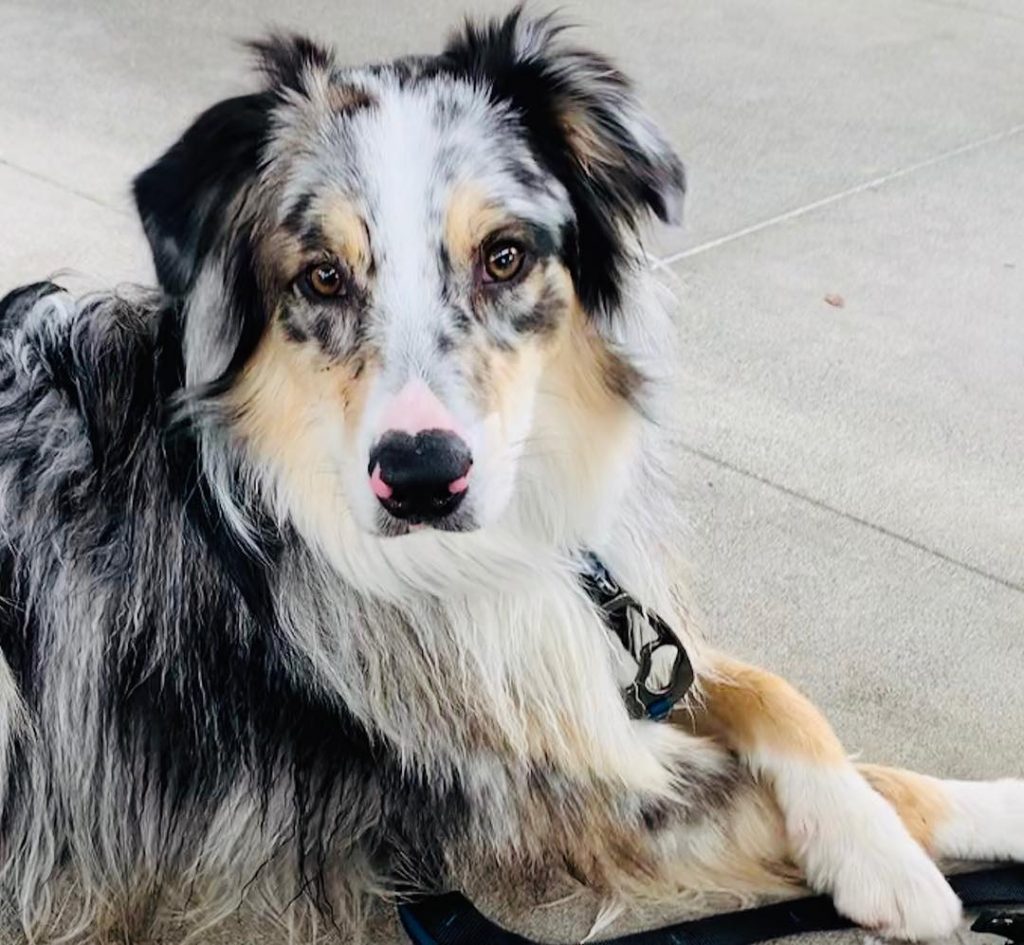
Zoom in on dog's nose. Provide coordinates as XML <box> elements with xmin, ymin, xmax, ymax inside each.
<box><xmin>369</xmin><ymin>430</ymin><xmax>472</xmax><ymax>522</ymax></box>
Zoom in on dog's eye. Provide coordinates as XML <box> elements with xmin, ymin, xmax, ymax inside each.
<box><xmin>301</xmin><ymin>261</ymin><xmax>345</xmax><ymax>299</ymax></box>
<box><xmin>482</xmin><ymin>240</ymin><xmax>527</xmax><ymax>283</ymax></box>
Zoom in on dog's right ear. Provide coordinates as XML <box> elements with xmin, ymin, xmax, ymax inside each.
<box><xmin>133</xmin><ymin>93</ymin><xmax>273</xmax><ymax>297</ymax></box>
<box><xmin>134</xmin><ymin>35</ymin><xmax>336</xmax><ymax>298</ymax></box>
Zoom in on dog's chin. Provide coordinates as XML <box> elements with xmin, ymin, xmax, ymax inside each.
<box><xmin>372</xmin><ymin>506</ymin><xmax>481</xmax><ymax>539</ymax></box>
<box><xmin>376</xmin><ymin>509</ymin><xmax>479</xmax><ymax>540</ymax></box>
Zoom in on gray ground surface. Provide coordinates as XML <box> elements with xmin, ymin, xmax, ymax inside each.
<box><xmin>0</xmin><ymin>1</ymin><xmax>1021</xmax><ymax>942</ymax></box>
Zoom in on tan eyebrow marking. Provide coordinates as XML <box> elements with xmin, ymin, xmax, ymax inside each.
<box><xmin>320</xmin><ymin>196</ymin><xmax>372</xmax><ymax>275</ymax></box>
<box><xmin>445</xmin><ymin>183</ymin><xmax>510</xmax><ymax>265</ymax></box>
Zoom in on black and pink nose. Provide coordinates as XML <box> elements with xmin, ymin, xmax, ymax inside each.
<box><xmin>368</xmin><ymin>382</ymin><xmax>472</xmax><ymax>524</ymax></box>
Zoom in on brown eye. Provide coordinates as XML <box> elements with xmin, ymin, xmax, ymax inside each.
<box><xmin>483</xmin><ymin>240</ymin><xmax>526</xmax><ymax>283</ymax></box>
<box><xmin>303</xmin><ymin>260</ymin><xmax>344</xmax><ymax>299</ymax></box>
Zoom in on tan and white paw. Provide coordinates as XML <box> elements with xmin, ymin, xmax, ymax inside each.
<box><xmin>779</xmin><ymin>764</ymin><xmax>962</xmax><ymax>940</ymax></box>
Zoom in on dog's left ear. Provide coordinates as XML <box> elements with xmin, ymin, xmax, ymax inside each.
<box><xmin>441</xmin><ymin>10</ymin><xmax>685</xmax><ymax>313</ymax></box>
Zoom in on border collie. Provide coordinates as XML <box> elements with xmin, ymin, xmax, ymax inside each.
<box><xmin>0</xmin><ymin>9</ymin><xmax>1019</xmax><ymax>942</ymax></box>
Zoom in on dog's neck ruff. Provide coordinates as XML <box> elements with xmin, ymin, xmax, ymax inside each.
<box><xmin>579</xmin><ymin>552</ymin><xmax>694</xmax><ymax>721</ymax></box>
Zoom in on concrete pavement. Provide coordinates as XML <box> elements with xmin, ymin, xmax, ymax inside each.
<box><xmin>0</xmin><ymin>0</ymin><xmax>1021</xmax><ymax>942</ymax></box>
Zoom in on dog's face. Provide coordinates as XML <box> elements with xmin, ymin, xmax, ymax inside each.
<box><xmin>135</xmin><ymin>13</ymin><xmax>683</xmax><ymax>540</ymax></box>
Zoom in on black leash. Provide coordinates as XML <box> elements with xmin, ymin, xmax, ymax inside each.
<box><xmin>399</xmin><ymin>865</ymin><xmax>1024</xmax><ymax>945</ymax></box>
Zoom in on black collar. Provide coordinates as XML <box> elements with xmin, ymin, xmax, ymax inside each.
<box><xmin>579</xmin><ymin>552</ymin><xmax>694</xmax><ymax>721</ymax></box>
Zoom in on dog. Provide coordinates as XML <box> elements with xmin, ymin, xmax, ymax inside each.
<box><xmin>0</xmin><ymin>9</ymin><xmax>1019</xmax><ymax>943</ymax></box>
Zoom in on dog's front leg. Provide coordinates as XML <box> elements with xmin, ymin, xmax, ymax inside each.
<box><xmin>696</xmin><ymin>653</ymin><xmax>963</xmax><ymax>940</ymax></box>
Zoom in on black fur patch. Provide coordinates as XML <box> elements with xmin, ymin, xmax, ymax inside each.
<box><xmin>281</xmin><ymin>310</ymin><xmax>309</xmax><ymax>345</ymax></box>
<box><xmin>0</xmin><ymin>545</ymin><xmax>37</xmax><ymax>710</ymax></box>
<box><xmin>283</xmin><ymin>192</ymin><xmax>316</xmax><ymax>235</ymax></box>
<box><xmin>199</xmin><ymin>237</ymin><xmax>271</xmax><ymax>400</ymax></box>
<box><xmin>0</xmin><ymin>281</ymin><xmax>63</xmax><ymax>332</ymax></box>
<box><xmin>641</xmin><ymin>751</ymin><xmax>744</xmax><ymax>830</ymax></box>
<box><xmin>603</xmin><ymin>348</ymin><xmax>647</xmax><ymax>404</ymax></box>
<box><xmin>133</xmin><ymin>93</ymin><xmax>273</xmax><ymax>298</ymax></box>
<box><xmin>248</xmin><ymin>33</ymin><xmax>336</xmax><ymax>95</ymax></box>
<box><xmin>511</xmin><ymin>281</ymin><xmax>562</xmax><ymax>336</ymax></box>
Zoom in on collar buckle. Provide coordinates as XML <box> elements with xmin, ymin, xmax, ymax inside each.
<box><xmin>623</xmin><ymin>613</ymin><xmax>695</xmax><ymax>721</ymax></box>
<box><xmin>580</xmin><ymin>553</ymin><xmax>695</xmax><ymax>722</ymax></box>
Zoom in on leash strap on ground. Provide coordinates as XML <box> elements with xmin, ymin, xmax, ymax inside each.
<box><xmin>398</xmin><ymin>864</ymin><xmax>1024</xmax><ymax>945</ymax></box>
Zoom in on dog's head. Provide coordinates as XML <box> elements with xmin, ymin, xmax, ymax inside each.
<box><xmin>136</xmin><ymin>10</ymin><xmax>683</xmax><ymax>543</ymax></box>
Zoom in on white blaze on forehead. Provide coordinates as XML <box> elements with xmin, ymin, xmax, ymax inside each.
<box><xmin>353</xmin><ymin>79</ymin><xmax>572</xmax><ymax>368</ymax></box>
<box><xmin>368</xmin><ymin>85</ymin><xmax>440</xmax><ymax>269</ymax></box>
<box><xmin>354</xmin><ymin>82</ymin><xmax>493</xmax><ymax>368</ymax></box>
<box><xmin>356</xmin><ymin>81</ymin><xmax>456</xmax><ymax>383</ymax></box>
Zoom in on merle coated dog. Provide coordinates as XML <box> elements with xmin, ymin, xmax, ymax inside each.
<box><xmin>0</xmin><ymin>10</ymin><xmax>1019</xmax><ymax>943</ymax></box>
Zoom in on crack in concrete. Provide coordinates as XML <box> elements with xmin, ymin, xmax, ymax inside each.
<box><xmin>653</xmin><ymin>121</ymin><xmax>1024</xmax><ymax>268</ymax></box>
<box><xmin>681</xmin><ymin>441</ymin><xmax>1024</xmax><ymax>597</ymax></box>
<box><xmin>0</xmin><ymin>157</ymin><xmax>129</xmax><ymax>217</ymax></box>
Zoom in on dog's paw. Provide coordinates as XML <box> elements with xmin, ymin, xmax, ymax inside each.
<box><xmin>786</xmin><ymin>766</ymin><xmax>962</xmax><ymax>940</ymax></box>
<box><xmin>829</xmin><ymin>836</ymin><xmax>962</xmax><ymax>940</ymax></box>
<box><xmin>936</xmin><ymin>777</ymin><xmax>1024</xmax><ymax>861</ymax></box>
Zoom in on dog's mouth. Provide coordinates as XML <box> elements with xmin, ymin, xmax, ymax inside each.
<box><xmin>373</xmin><ymin>504</ymin><xmax>479</xmax><ymax>538</ymax></box>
